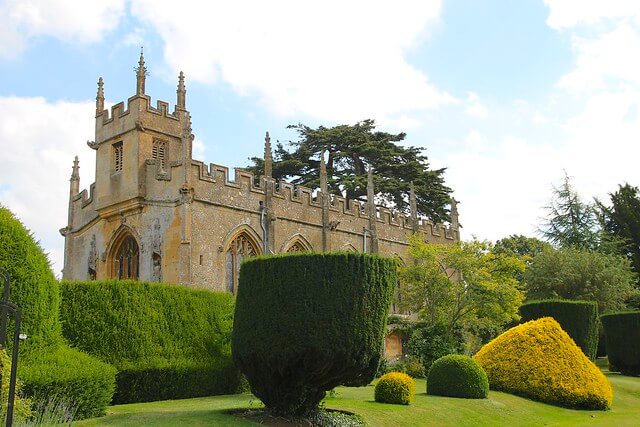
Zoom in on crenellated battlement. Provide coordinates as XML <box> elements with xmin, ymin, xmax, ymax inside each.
<box><xmin>96</xmin><ymin>95</ymin><xmax>182</xmax><ymax>126</ymax></box>
<box><xmin>187</xmin><ymin>159</ymin><xmax>457</xmax><ymax>240</ymax></box>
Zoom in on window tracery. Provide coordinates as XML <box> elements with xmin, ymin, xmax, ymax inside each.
<box><xmin>225</xmin><ymin>233</ymin><xmax>258</xmax><ymax>293</ymax></box>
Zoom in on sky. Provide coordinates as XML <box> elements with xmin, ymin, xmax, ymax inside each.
<box><xmin>1</xmin><ymin>0</ymin><xmax>640</xmax><ymax>276</ymax></box>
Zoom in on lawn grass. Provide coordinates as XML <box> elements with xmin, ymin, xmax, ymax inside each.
<box><xmin>78</xmin><ymin>365</ymin><xmax>640</xmax><ymax>426</ymax></box>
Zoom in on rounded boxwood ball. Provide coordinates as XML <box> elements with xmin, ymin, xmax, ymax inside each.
<box><xmin>427</xmin><ymin>354</ymin><xmax>488</xmax><ymax>399</ymax></box>
<box><xmin>375</xmin><ymin>372</ymin><xmax>415</xmax><ymax>405</ymax></box>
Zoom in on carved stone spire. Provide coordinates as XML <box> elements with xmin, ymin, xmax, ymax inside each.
<box><xmin>450</xmin><ymin>197</ymin><xmax>459</xmax><ymax>229</ymax></box>
<box><xmin>410</xmin><ymin>181</ymin><xmax>418</xmax><ymax>233</ymax></box>
<box><xmin>263</xmin><ymin>132</ymin><xmax>275</xmax><ymax>254</ymax></box>
<box><xmin>135</xmin><ymin>48</ymin><xmax>147</xmax><ymax>96</ymax></box>
<box><xmin>176</xmin><ymin>71</ymin><xmax>186</xmax><ymax>110</ymax></box>
<box><xmin>96</xmin><ymin>77</ymin><xmax>104</xmax><ymax>116</ymax></box>
<box><xmin>264</xmin><ymin>131</ymin><xmax>272</xmax><ymax>179</ymax></box>
<box><xmin>367</xmin><ymin>166</ymin><xmax>379</xmax><ymax>254</ymax></box>
<box><xmin>70</xmin><ymin>156</ymin><xmax>80</xmax><ymax>196</ymax></box>
<box><xmin>320</xmin><ymin>148</ymin><xmax>329</xmax><ymax>251</ymax></box>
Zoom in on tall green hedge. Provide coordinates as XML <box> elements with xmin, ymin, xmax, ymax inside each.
<box><xmin>60</xmin><ymin>280</ymin><xmax>242</xmax><ymax>403</ymax></box>
<box><xmin>232</xmin><ymin>252</ymin><xmax>396</xmax><ymax>416</ymax></box>
<box><xmin>601</xmin><ymin>311</ymin><xmax>640</xmax><ymax>376</ymax></box>
<box><xmin>0</xmin><ymin>206</ymin><xmax>116</xmax><ymax>419</ymax></box>
<box><xmin>0</xmin><ymin>206</ymin><xmax>61</xmax><ymax>348</ymax></box>
<box><xmin>520</xmin><ymin>300</ymin><xmax>599</xmax><ymax>360</ymax></box>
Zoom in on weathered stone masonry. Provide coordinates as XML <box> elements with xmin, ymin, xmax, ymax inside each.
<box><xmin>61</xmin><ymin>53</ymin><xmax>460</xmax><ymax>297</ymax></box>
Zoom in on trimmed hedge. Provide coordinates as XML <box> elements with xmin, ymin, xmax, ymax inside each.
<box><xmin>60</xmin><ymin>280</ymin><xmax>241</xmax><ymax>403</ymax></box>
<box><xmin>232</xmin><ymin>252</ymin><xmax>396</xmax><ymax>416</ymax></box>
<box><xmin>520</xmin><ymin>299</ymin><xmax>599</xmax><ymax>360</ymax></box>
<box><xmin>0</xmin><ymin>206</ymin><xmax>116</xmax><ymax>419</ymax></box>
<box><xmin>0</xmin><ymin>206</ymin><xmax>62</xmax><ymax>348</ymax></box>
<box><xmin>20</xmin><ymin>346</ymin><xmax>116</xmax><ymax>419</ymax></box>
<box><xmin>601</xmin><ymin>311</ymin><xmax>640</xmax><ymax>376</ymax></box>
<box><xmin>374</xmin><ymin>372</ymin><xmax>414</xmax><ymax>405</ymax></box>
<box><xmin>474</xmin><ymin>317</ymin><xmax>612</xmax><ymax>410</ymax></box>
<box><xmin>427</xmin><ymin>354</ymin><xmax>488</xmax><ymax>399</ymax></box>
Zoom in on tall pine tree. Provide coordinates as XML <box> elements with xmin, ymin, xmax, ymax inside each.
<box><xmin>598</xmin><ymin>183</ymin><xmax>640</xmax><ymax>274</ymax></box>
<box><xmin>538</xmin><ymin>173</ymin><xmax>600</xmax><ymax>250</ymax></box>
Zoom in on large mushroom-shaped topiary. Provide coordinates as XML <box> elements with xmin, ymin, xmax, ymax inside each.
<box><xmin>232</xmin><ymin>252</ymin><xmax>396</xmax><ymax>416</ymax></box>
<box><xmin>427</xmin><ymin>354</ymin><xmax>488</xmax><ymax>399</ymax></box>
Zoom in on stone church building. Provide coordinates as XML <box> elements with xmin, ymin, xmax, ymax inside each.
<box><xmin>60</xmin><ymin>53</ymin><xmax>460</xmax><ymax>324</ymax></box>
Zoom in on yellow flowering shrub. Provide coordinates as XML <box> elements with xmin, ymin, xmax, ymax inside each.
<box><xmin>474</xmin><ymin>317</ymin><xmax>612</xmax><ymax>410</ymax></box>
<box><xmin>374</xmin><ymin>372</ymin><xmax>415</xmax><ymax>405</ymax></box>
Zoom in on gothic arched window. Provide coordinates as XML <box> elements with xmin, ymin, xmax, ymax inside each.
<box><xmin>226</xmin><ymin>233</ymin><xmax>258</xmax><ymax>293</ymax></box>
<box><xmin>286</xmin><ymin>241</ymin><xmax>308</xmax><ymax>253</ymax></box>
<box><xmin>114</xmin><ymin>235</ymin><xmax>139</xmax><ymax>280</ymax></box>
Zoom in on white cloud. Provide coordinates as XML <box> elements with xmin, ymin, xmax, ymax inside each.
<box><xmin>0</xmin><ymin>0</ymin><xmax>125</xmax><ymax>59</ymax></box>
<box><xmin>0</xmin><ymin>97</ymin><xmax>95</xmax><ymax>276</ymax></box>
<box><xmin>123</xmin><ymin>27</ymin><xmax>146</xmax><ymax>48</ymax></box>
<box><xmin>559</xmin><ymin>24</ymin><xmax>640</xmax><ymax>91</ymax></box>
<box><xmin>544</xmin><ymin>0</ymin><xmax>640</xmax><ymax>30</ymax></box>
<box><xmin>130</xmin><ymin>0</ymin><xmax>454</xmax><ymax>122</ymax></box>
<box><xmin>464</xmin><ymin>92</ymin><xmax>488</xmax><ymax>118</ymax></box>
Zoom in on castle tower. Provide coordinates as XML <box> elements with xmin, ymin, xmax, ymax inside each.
<box><xmin>63</xmin><ymin>52</ymin><xmax>194</xmax><ymax>283</ymax></box>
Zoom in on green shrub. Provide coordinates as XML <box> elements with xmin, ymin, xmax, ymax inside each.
<box><xmin>520</xmin><ymin>299</ymin><xmax>599</xmax><ymax>360</ymax></box>
<box><xmin>406</xmin><ymin>323</ymin><xmax>465</xmax><ymax>371</ymax></box>
<box><xmin>60</xmin><ymin>280</ymin><xmax>241</xmax><ymax>403</ymax></box>
<box><xmin>0</xmin><ymin>206</ymin><xmax>62</xmax><ymax>348</ymax></box>
<box><xmin>426</xmin><ymin>354</ymin><xmax>488</xmax><ymax>399</ymax></box>
<box><xmin>601</xmin><ymin>311</ymin><xmax>640</xmax><ymax>376</ymax></box>
<box><xmin>474</xmin><ymin>318</ymin><xmax>612</xmax><ymax>410</ymax></box>
<box><xmin>380</xmin><ymin>356</ymin><xmax>425</xmax><ymax>379</ymax></box>
<box><xmin>113</xmin><ymin>359</ymin><xmax>242</xmax><ymax>404</ymax></box>
<box><xmin>20</xmin><ymin>346</ymin><xmax>116</xmax><ymax>419</ymax></box>
<box><xmin>232</xmin><ymin>252</ymin><xmax>396</xmax><ymax>416</ymax></box>
<box><xmin>0</xmin><ymin>348</ymin><xmax>32</xmax><ymax>423</ymax></box>
<box><xmin>0</xmin><ymin>206</ymin><xmax>116</xmax><ymax>419</ymax></box>
<box><xmin>374</xmin><ymin>372</ymin><xmax>415</xmax><ymax>405</ymax></box>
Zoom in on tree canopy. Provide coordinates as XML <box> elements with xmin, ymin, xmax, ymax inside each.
<box><xmin>597</xmin><ymin>183</ymin><xmax>640</xmax><ymax>274</ymax></box>
<box><xmin>398</xmin><ymin>235</ymin><xmax>524</xmax><ymax>332</ymax></box>
<box><xmin>538</xmin><ymin>173</ymin><xmax>600</xmax><ymax>250</ymax></box>
<box><xmin>247</xmin><ymin>119</ymin><xmax>453</xmax><ymax>223</ymax></box>
<box><xmin>493</xmin><ymin>234</ymin><xmax>552</xmax><ymax>260</ymax></box>
<box><xmin>523</xmin><ymin>247</ymin><xmax>637</xmax><ymax>314</ymax></box>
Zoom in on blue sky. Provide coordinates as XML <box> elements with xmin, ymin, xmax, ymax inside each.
<box><xmin>1</xmin><ymin>0</ymin><xmax>639</xmax><ymax>275</ymax></box>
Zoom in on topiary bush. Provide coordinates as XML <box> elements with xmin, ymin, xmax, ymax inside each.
<box><xmin>520</xmin><ymin>299</ymin><xmax>599</xmax><ymax>360</ymax></box>
<box><xmin>60</xmin><ymin>280</ymin><xmax>241</xmax><ymax>403</ymax></box>
<box><xmin>474</xmin><ymin>317</ymin><xmax>612</xmax><ymax>410</ymax></box>
<box><xmin>374</xmin><ymin>372</ymin><xmax>414</xmax><ymax>405</ymax></box>
<box><xmin>232</xmin><ymin>252</ymin><xmax>396</xmax><ymax>416</ymax></box>
<box><xmin>0</xmin><ymin>206</ymin><xmax>116</xmax><ymax>419</ymax></box>
<box><xmin>426</xmin><ymin>354</ymin><xmax>488</xmax><ymax>399</ymax></box>
<box><xmin>0</xmin><ymin>206</ymin><xmax>62</xmax><ymax>348</ymax></box>
<box><xmin>21</xmin><ymin>346</ymin><xmax>116</xmax><ymax>419</ymax></box>
<box><xmin>601</xmin><ymin>311</ymin><xmax>640</xmax><ymax>376</ymax></box>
